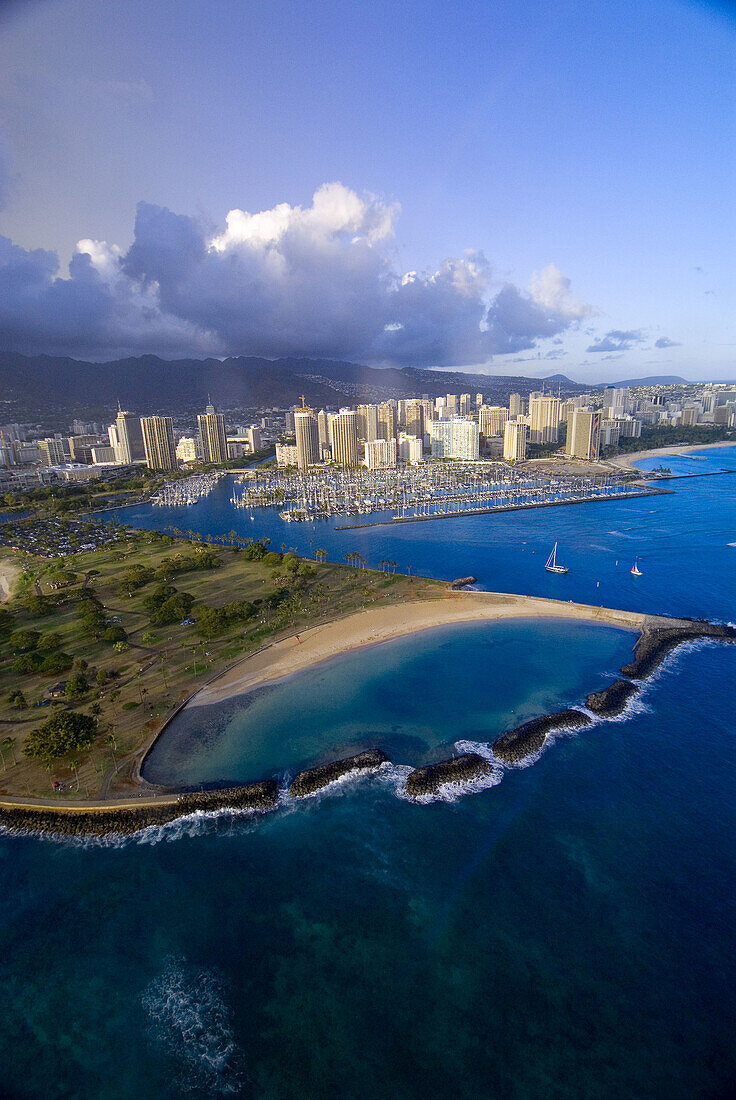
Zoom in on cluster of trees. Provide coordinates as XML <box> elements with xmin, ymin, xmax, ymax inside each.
<box><xmin>77</xmin><ymin>596</ymin><xmax>127</xmax><ymax>645</ymax></box>
<box><xmin>143</xmin><ymin>584</ymin><xmax>195</xmax><ymax>626</ymax></box>
<box><xmin>23</xmin><ymin>711</ymin><xmax>98</xmax><ymax>763</ymax></box>
<box><xmin>196</xmin><ymin>599</ymin><xmax>257</xmax><ymax>639</ymax></box>
<box><xmin>7</xmin><ymin>628</ymin><xmax>74</xmax><ymax>675</ymax></box>
<box><xmin>118</xmin><ymin>547</ymin><xmax>221</xmax><ymax>596</ymax></box>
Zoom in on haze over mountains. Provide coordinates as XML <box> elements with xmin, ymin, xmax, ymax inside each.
<box><xmin>0</xmin><ymin>351</ymin><xmax>687</xmax><ymax>419</ymax></box>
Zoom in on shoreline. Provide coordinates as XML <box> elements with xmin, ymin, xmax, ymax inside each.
<box><xmin>2</xmin><ymin>594</ymin><xmax>734</xmax><ymax>827</ymax></box>
<box><xmin>609</xmin><ymin>439</ymin><xmax>736</xmax><ymax>471</ymax></box>
<box><xmin>187</xmin><ymin>592</ymin><xmax>651</xmax><ymax>709</ymax></box>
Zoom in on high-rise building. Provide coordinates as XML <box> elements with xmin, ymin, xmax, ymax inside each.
<box><xmin>459</xmin><ymin>393</ymin><xmax>472</xmax><ymax>416</ymax></box>
<box><xmin>397</xmin><ymin>432</ymin><xmax>423</xmax><ymax>464</ymax></box>
<box><xmin>38</xmin><ymin>438</ymin><xmax>66</xmax><ymax>466</ymax></box>
<box><xmin>197</xmin><ymin>403</ymin><xmax>228</xmax><ymax>464</ymax></box>
<box><xmin>377</xmin><ymin>402</ymin><xmax>397</xmax><ymax>442</ymax></box>
<box><xmin>529</xmin><ymin>395</ymin><xmax>561</xmax><ymax>444</ymax></box>
<box><xmin>603</xmin><ymin>387</ymin><xmax>629</xmax><ymax>417</ymax></box>
<box><xmin>476</xmin><ymin>393</ymin><xmax>483</xmax><ymax>407</ymax></box>
<box><xmin>294</xmin><ymin>408</ymin><xmax>319</xmax><ymax>471</ymax></box>
<box><xmin>503</xmin><ymin>420</ymin><xmax>528</xmax><ymax>462</ymax></box>
<box><xmin>114</xmin><ymin>409</ymin><xmax>146</xmax><ymax>464</ymax></box>
<box><xmin>330</xmin><ymin>409</ymin><xmax>359</xmax><ymax>467</ymax></box>
<box><xmin>246</xmin><ymin>426</ymin><xmax>262</xmax><ymax>452</ymax></box>
<box><xmin>565</xmin><ymin>409</ymin><xmax>601</xmax><ymax>460</ymax></box>
<box><xmin>364</xmin><ymin>438</ymin><xmax>397</xmax><ymax>469</ymax></box>
<box><xmin>356</xmin><ymin>404</ymin><xmax>379</xmax><ymax>442</ymax></box>
<box><xmin>404</xmin><ymin>400</ymin><xmax>424</xmax><ymax>442</ymax></box>
<box><xmin>479</xmin><ymin>406</ymin><xmax>508</xmax><ymax>438</ymax></box>
<box><xmin>445</xmin><ymin>394</ymin><xmax>458</xmax><ymax>415</ymax></box>
<box><xmin>140</xmin><ymin>416</ymin><xmax>178</xmax><ymax>471</ymax></box>
<box><xmin>509</xmin><ymin>393</ymin><xmax>524</xmax><ymax>417</ymax></box>
<box><xmin>316</xmin><ymin>409</ymin><xmax>332</xmax><ymax>458</ymax></box>
<box><xmin>429</xmin><ymin>419</ymin><xmax>453</xmax><ymax>458</ymax></box>
<box><xmin>451</xmin><ymin>418</ymin><xmax>479</xmax><ymax>460</ymax></box>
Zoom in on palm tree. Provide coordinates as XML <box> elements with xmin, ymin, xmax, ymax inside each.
<box><xmin>355</xmin><ymin>553</ymin><xmax>366</xmax><ymax>569</ymax></box>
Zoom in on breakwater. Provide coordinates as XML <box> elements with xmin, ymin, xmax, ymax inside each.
<box><xmin>289</xmin><ymin>750</ymin><xmax>388</xmax><ymax>797</ymax></box>
<box><xmin>493</xmin><ymin>709</ymin><xmax>592</xmax><ymax>764</ymax></box>
<box><xmin>0</xmin><ymin>781</ymin><xmax>278</xmax><ymax>837</ymax></box>
<box><xmin>491</xmin><ymin>620</ymin><xmax>736</xmax><ymax>763</ymax></box>
<box><xmin>335</xmin><ymin>487</ymin><xmax>668</xmax><ymax>530</ymax></box>
<box><xmin>405</xmin><ymin>752</ymin><xmax>493</xmax><ymax>797</ymax></box>
<box><xmin>622</xmin><ymin>622</ymin><xmax>736</xmax><ymax>679</ymax></box>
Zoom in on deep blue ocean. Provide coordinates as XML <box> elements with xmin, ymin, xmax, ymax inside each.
<box><xmin>2</xmin><ymin>445</ymin><xmax>736</xmax><ymax>1099</ymax></box>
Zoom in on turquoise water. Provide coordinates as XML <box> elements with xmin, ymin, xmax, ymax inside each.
<box><xmin>2</xmin><ymin>444</ymin><xmax>736</xmax><ymax>1098</ymax></box>
<box><xmin>144</xmin><ymin>619</ymin><xmax>635</xmax><ymax>787</ymax></box>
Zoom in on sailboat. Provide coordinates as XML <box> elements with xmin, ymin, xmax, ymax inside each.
<box><xmin>631</xmin><ymin>561</ymin><xmax>642</xmax><ymax>576</ymax></box>
<box><xmin>545</xmin><ymin>542</ymin><xmax>568</xmax><ymax>574</ymax></box>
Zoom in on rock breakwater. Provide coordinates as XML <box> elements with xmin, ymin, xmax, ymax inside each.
<box><xmin>289</xmin><ymin>750</ymin><xmax>388</xmax><ymax>797</ymax></box>
<box><xmin>493</xmin><ymin>709</ymin><xmax>592</xmax><ymax>764</ymax></box>
<box><xmin>449</xmin><ymin>576</ymin><xmax>477</xmax><ymax>590</ymax></box>
<box><xmin>621</xmin><ymin>623</ymin><xmax>736</xmax><ymax>680</ymax></box>
<box><xmin>0</xmin><ymin>781</ymin><xmax>279</xmax><ymax>837</ymax></box>
<box><xmin>585</xmin><ymin>679</ymin><xmax>640</xmax><ymax>718</ymax></box>
<box><xmin>405</xmin><ymin>752</ymin><xmax>493</xmax><ymax>797</ymax></box>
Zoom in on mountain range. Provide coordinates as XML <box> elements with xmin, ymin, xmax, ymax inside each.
<box><xmin>0</xmin><ymin>353</ymin><xmax>600</xmax><ymax>420</ymax></box>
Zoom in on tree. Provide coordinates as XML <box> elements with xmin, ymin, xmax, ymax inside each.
<box><xmin>8</xmin><ymin>629</ymin><xmax>40</xmax><ymax>653</ymax></box>
<box><xmin>103</xmin><ymin>625</ymin><xmax>127</xmax><ymax>644</ymax></box>
<box><xmin>6</xmin><ymin>689</ymin><xmax>27</xmax><ymax>710</ymax></box>
<box><xmin>196</xmin><ymin>606</ymin><xmax>226</xmax><ymax>639</ymax></box>
<box><xmin>24</xmin><ymin>712</ymin><xmax>98</xmax><ymax>763</ymax></box>
<box><xmin>96</xmin><ymin>667</ymin><xmax>108</xmax><ymax>686</ymax></box>
<box><xmin>65</xmin><ymin>671</ymin><xmax>89</xmax><ymax>698</ymax></box>
<box><xmin>40</xmin><ymin>651</ymin><xmax>73</xmax><ymax>675</ymax></box>
<box><xmin>37</xmin><ymin>632</ymin><xmax>61</xmax><ymax>652</ymax></box>
<box><xmin>11</xmin><ymin>653</ymin><xmax>42</xmax><ymax>674</ymax></box>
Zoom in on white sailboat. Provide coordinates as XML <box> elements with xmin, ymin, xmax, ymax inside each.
<box><xmin>631</xmin><ymin>561</ymin><xmax>642</xmax><ymax>576</ymax></box>
<box><xmin>545</xmin><ymin>542</ymin><xmax>568</xmax><ymax>574</ymax></box>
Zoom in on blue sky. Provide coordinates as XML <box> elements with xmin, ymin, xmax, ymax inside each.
<box><xmin>0</xmin><ymin>0</ymin><xmax>734</xmax><ymax>379</ymax></box>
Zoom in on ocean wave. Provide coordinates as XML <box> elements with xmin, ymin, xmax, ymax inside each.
<box><xmin>142</xmin><ymin>956</ymin><xmax>242</xmax><ymax>1095</ymax></box>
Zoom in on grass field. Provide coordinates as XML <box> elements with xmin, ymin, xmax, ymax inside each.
<box><xmin>0</xmin><ymin>529</ymin><xmax>443</xmax><ymax>800</ymax></box>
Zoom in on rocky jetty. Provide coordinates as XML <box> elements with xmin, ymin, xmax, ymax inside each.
<box><xmin>585</xmin><ymin>679</ymin><xmax>639</xmax><ymax>718</ymax></box>
<box><xmin>405</xmin><ymin>752</ymin><xmax>492</xmax><ymax>798</ymax></box>
<box><xmin>289</xmin><ymin>750</ymin><xmax>388</xmax><ymax>797</ymax></box>
<box><xmin>449</xmin><ymin>576</ymin><xmax>477</xmax><ymax>589</ymax></box>
<box><xmin>0</xmin><ymin>780</ymin><xmax>279</xmax><ymax>838</ymax></box>
<box><xmin>621</xmin><ymin>622</ymin><xmax>736</xmax><ymax>680</ymax></box>
<box><xmin>493</xmin><ymin>709</ymin><xmax>592</xmax><ymax>764</ymax></box>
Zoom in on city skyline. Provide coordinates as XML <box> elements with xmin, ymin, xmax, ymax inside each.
<box><xmin>0</xmin><ymin>0</ymin><xmax>734</xmax><ymax>379</ymax></box>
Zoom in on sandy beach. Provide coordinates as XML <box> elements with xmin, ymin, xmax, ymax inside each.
<box><xmin>610</xmin><ymin>439</ymin><xmax>736</xmax><ymax>471</ymax></box>
<box><xmin>0</xmin><ymin>560</ymin><xmax>21</xmax><ymax>603</ymax></box>
<box><xmin>191</xmin><ymin>591</ymin><xmax>660</xmax><ymax>708</ymax></box>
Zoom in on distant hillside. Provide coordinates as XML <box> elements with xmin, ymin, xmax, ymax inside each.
<box><xmin>0</xmin><ymin>353</ymin><xmax>596</xmax><ymax>421</ymax></box>
<box><xmin>603</xmin><ymin>375</ymin><xmax>689</xmax><ymax>387</ymax></box>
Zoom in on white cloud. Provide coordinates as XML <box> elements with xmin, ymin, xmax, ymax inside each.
<box><xmin>0</xmin><ymin>183</ymin><xmax>592</xmax><ymax>364</ymax></box>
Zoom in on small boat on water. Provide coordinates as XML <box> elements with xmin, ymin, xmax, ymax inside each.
<box><xmin>631</xmin><ymin>561</ymin><xmax>643</xmax><ymax>576</ymax></box>
<box><xmin>545</xmin><ymin>542</ymin><xmax>568</xmax><ymax>574</ymax></box>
